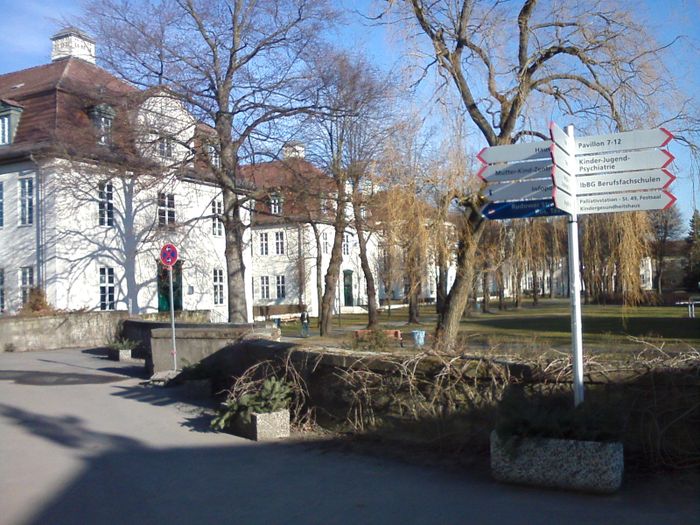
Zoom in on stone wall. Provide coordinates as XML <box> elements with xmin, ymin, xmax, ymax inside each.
<box><xmin>148</xmin><ymin>324</ymin><xmax>275</xmax><ymax>375</ymax></box>
<box><xmin>0</xmin><ymin>311</ymin><xmax>129</xmax><ymax>352</ymax></box>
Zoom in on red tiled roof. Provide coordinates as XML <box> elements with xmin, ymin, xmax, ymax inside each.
<box><xmin>241</xmin><ymin>158</ymin><xmax>335</xmax><ymax>224</ymax></box>
<box><xmin>0</xmin><ymin>58</ymin><xmax>137</xmax><ymax>162</ymax></box>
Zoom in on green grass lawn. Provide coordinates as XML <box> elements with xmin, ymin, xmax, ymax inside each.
<box><xmin>282</xmin><ymin>299</ymin><xmax>700</xmax><ymax>352</ymax></box>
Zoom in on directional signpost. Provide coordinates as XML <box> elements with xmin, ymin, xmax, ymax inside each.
<box><xmin>477</xmin><ymin>139</ymin><xmax>557</xmax><ymax>220</ymax></box>
<box><xmin>476</xmin><ymin>121</ymin><xmax>676</xmax><ymax>407</ymax></box>
<box><xmin>548</xmin><ymin>122</ymin><xmax>676</xmax><ymax>405</ymax></box>
<box><xmin>160</xmin><ymin>243</ymin><xmax>179</xmax><ymax>371</ymax></box>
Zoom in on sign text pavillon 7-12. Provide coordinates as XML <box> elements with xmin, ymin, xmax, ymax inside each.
<box><xmin>476</xmin><ymin>123</ymin><xmax>676</xmax><ymax>406</ymax></box>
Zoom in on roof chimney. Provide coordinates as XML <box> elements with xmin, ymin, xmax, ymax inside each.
<box><xmin>283</xmin><ymin>141</ymin><xmax>305</xmax><ymax>159</ymax></box>
<box><xmin>51</xmin><ymin>27</ymin><xmax>96</xmax><ymax>64</ymax></box>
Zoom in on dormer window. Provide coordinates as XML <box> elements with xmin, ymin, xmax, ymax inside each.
<box><xmin>0</xmin><ymin>100</ymin><xmax>24</xmax><ymax>145</ymax></box>
<box><xmin>0</xmin><ymin>116</ymin><xmax>9</xmax><ymax>145</ymax></box>
<box><xmin>158</xmin><ymin>136</ymin><xmax>173</xmax><ymax>158</ymax></box>
<box><xmin>88</xmin><ymin>104</ymin><xmax>115</xmax><ymax>146</ymax></box>
<box><xmin>270</xmin><ymin>194</ymin><xmax>282</xmax><ymax>215</ymax></box>
<box><xmin>208</xmin><ymin>145</ymin><xmax>220</xmax><ymax>168</ymax></box>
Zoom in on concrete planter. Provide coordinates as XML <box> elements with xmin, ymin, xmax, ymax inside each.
<box><xmin>232</xmin><ymin>409</ymin><xmax>290</xmax><ymax>441</ymax></box>
<box><xmin>107</xmin><ymin>348</ymin><xmax>133</xmax><ymax>361</ymax></box>
<box><xmin>490</xmin><ymin>430</ymin><xmax>623</xmax><ymax>494</ymax></box>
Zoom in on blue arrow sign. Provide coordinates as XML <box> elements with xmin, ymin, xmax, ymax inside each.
<box><xmin>481</xmin><ymin>199</ymin><xmax>567</xmax><ymax>220</ymax></box>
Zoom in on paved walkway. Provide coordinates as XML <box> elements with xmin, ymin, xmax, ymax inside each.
<box><xmin>1</xmin><ymin>349</ymin><xmax>698</xmax><ymax>525</ymax></box>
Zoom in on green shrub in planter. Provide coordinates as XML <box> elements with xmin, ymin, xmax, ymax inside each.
<box><xmin>211</xmin><ymin>377</ymin><xmax>292</xmax><ymax>431</ymax></box>
<box><xmin>108</xmin><ymin>338</ymin><xmax>138</xmax><ymax>351</ymax></box>
<box><xmin>495</xmin><ymin>387</ymin><xmax>623</xmax><ymax>444</ymax></box>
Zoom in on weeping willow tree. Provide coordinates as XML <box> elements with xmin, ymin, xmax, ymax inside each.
<box><xmin>380</xmin><ymin>0</ymin><xmax>700</xmax><ymax>350</ymax></box>
<box><xmin>581</xmin><ymin>213</ymin><xmax>652</xmax><ymax>304</ymax></box>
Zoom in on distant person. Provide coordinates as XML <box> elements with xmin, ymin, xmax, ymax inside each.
<box><xmin>300</xmin><ymin>310</ymin><xmax>310</xmax><ymax>337</ymax></box>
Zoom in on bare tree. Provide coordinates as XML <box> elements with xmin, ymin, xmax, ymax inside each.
<box><xmin>384</xmin><ymin>0</ymin><xmax>693</xmax><ymax>349</ymax></box>
<box><xmin>303</xmin><ymin>53</ymin><xmax>393</xmax><ymax>334</ymax></box>
<box><xmin>79</xmin><ymin>0</ymin><xmax>335</xmax><ymax>323</ymax></box>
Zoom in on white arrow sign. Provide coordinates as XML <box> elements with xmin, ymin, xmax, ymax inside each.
<box><xmin>478</xmin><ymin>159</ymin><xmax>552</xmax><ymax>182</ymax></box>
<box><xmin>576</xmin><ymin>128</ymin><xmax>673</xmax><ymax>155</ymax></box>
<box><xmin>550</xmin><ymin>145</ymin><xmax>576</xmax><ymax>175</ymax></box>
<box><xmin>551</xmin><ymin>165</ymin><xmax>575</xmax><ymax>195</ymax></box>
<box><xmin>486</xmin><ymin>179</ymin><xmax>553</xmax><ymax>202</ymax></box>
<box><xmin>550</xmin><ymin>122</ymin><xmax>575</xmax><ymax>154</ymax></box>
<box><xmin>577</xmin><ymin>148</ymin><xmax>673</xmax><ymax>175</ymax></box>
<box><xmin>577</xmin><ymin>190</ymin><xmax>676</xmax><ymax>215</ymax></box>
<box><xmin>577</xmin><ymin>168</ymin><xmax>675</xmax><ymax>195</ymax></box>
<box><xmin>552</xmin><ymin>186</ymin><xmax>576</xmax><ymax>214</ymax></box>
<box><xmin>477</xmin><ymin>141</ymin><xmax>552</xmax><ymax>164</ymax></box>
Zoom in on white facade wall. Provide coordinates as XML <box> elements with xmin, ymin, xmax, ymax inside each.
<box><xmin>0</xmin><ymin>93</ymin><xmax>254</xmax><ymax>321</ymax></box>
<box><xmin>249</xmin><ymin>221</ymin><xmax>381</xmax><ymax>319</ymax></box>
<box><xmin>0</xmin><ymin>161</ymin><xmax>43</xmax><ymax>313</ymax></box>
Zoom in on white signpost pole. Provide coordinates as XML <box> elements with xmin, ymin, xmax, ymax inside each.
<box><xmin>169</xmin><ymin>265</ymin><xmax>177</xmax><ymax>371</ymax></box>
<box><xmin>565</xmin><ymin>125</ymin><xmax>585</xmax><ymax>406</ymax></box>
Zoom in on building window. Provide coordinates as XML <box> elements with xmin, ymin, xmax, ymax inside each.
<box><xmin>360</xmin><ymin>206</ymin><xmax>367</xmax><ymax>219</ymax></box>
<box><xmin>20</xmin><ymin>266</ymin><xmax>33</xmax><ymax>305</ymax></box>
<box><xmin>213</xmin><ymin>268</ymin><xmax>224</xmax><ymax>305</ymax></box>
<box><xmin>0</xmin><ymin>268</ymin><xmax>4</xmax><ymax>312</ymax></box>
<box><xmin>158</xmin><ymin>192</ymin><xmax>175</xmax><ymax>226</ymax></box>
<box><xmin>208</xmin><ymin>145</ymin><xmax>220</xmax><ymax>168</ymax></box>
<box><xmin>260</xmin><ymin>276</ymin><xmax>270</xmax><ymax>299</ymax></box>
<box><xmin>275</xmin><ymin>231</ymin><xmax>285</xmax><ymax>255</ymax></box>
<box><xmin>276</xmin><ymin>275</ymin><xmax>286</xmax><ymax>299</ymax></box>
<box><xmin>98</xmin><ymin>182</ymin><xmax>114</xmax><ymax>226</ymax></box>
<box><xmin>99</xmin><ymin>266</ymin><xmax>115</xmax><ymax>311</ymax></box>
<box><xmin>89</xmin><ymin>104</ymin><xmax>115</xmax><ymax>146</ymax></box>
<box><xmin>96</xmin><ymin>115</ymin><xmax>112</xmax><ymax>145</ymax></box>
<box><xmin>270</xmin><ymin>194</ymin><xmax>282</xmax><ymax>215</ymax></box>
<box><xmin>158</xmin><ymin>137</ymin><xmax>173</xmax><ymax>158</ymax></box>
<box><xmin>259</xmin><ymin>232</ymin><xmax>269</xmax><ymax>255</ymax></box>
<box><xmin>212</xmin><ymin>200</ymin><xmax>224</xmax><ymax>236</ymax></box>
<box><xmin>19</xmin><ymin>177</ymin><xmax>33</xmax><ymax>226</ymax></box>
<box><xmin>322</xmin><ymin>231</ymin><xmax>329</xmax><ymax>255</ymax></box>
<box><xmin>342</xmin><ymin>233</ymin><xmax>350</xmax><ymax>255</ymax></box>
<box><xmin>0</xmin><ymin>115</ymin><xmax>9</xmax><ymax>145</ymax></box>
<box><xmin>0</xmin><ymin>181</ymin><xmax>4</xmax><ymax>227</ymax></box>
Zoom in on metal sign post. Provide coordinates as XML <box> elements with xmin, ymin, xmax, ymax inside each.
<box><xmin>160</xmin><ymin>243</ymin><xmax>179</xmax><ymax>372</ymax></box>
<box><xmin>480</xmin><ymin>122</ymin><xmax>675</xmax><ymax>407</ymax></box>
<box><xmin>564</xmin><ymin>125</ymin><xmax>585</xmax><ymax>406</ymax></box>
<box><xmin>168</xmin><ymin>265</ymin><xmax>177</xmax><ymax>371</ymax></box>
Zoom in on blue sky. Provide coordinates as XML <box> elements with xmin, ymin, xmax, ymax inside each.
<box><xmin>1</xmin><ymin>0</ymin><xmax>698</xmax><ymax>227</ymax></box>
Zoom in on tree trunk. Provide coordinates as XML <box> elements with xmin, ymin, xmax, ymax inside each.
<box><xmin>434</xmin><ymin>214</ymin><xmax>482</xmax><ymax>351</ymax></box>
<box><xmin>514</xmin><ymin>267</ymin><xmax>522</xmax><ymax>308</ymax></box>
<box><xmin>320</xmin><ymin>204</ymin><xmax>346</xmax><ymax>336</ymax></box>
<box><xmin>223</xmin><ymin>187</ymin><xmax>248</xmax><ymax>324</ymax></box>
<box><xmin>497</xmin><ymin>267</ymin><xmax>505</xmax><ymax>310</ymax></box>
<box><xmin>482</xmin><ymin>271</ymin><xmax>490</xmax><ymax>313</ymax></box>
<box><xmin>532</xmin><ymin>268</ymin><xmax>539</xmax><ymax>306</ymax></box>
<box><xmin>352</xmin><ymin>199</ymin><xmax>379</xmax><ymax>329</ymax></box>
<box><xmin>310</xmin><ymin>223</ymin><xmax>324</xmax><ymax>329</ymax></box>
<box><xmin>436</xmin><ymin>252</ymin><xmax>448</xmax><ymax>315</ymax></box>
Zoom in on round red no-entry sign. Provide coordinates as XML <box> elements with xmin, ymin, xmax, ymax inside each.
<box><xmin>160</xmin><ymin>243</ymin><xmax>178</xmax><ymax>267</ymax></box>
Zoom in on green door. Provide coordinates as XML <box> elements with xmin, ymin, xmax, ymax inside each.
<box><xmin>343</xmin><ymin>270</ymin><xmax>353</xmax><ymax>307</ymax></box>
<box><xmin>158</xmin><ymin>261</ymin><xmax>183</xmax><ymax>312</ymax></box>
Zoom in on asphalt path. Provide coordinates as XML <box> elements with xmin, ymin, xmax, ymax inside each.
<box><xmin>1</xmin><ymin>349</ymin><xmax>698</xmax><ymax>525</ymax></box>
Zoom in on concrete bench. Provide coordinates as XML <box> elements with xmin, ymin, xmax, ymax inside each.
<box><xmin>353</xmin><ymin>329</ymin><xmax>403</xmax><ymax>347</ymax></box>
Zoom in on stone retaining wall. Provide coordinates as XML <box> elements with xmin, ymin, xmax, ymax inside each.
<box><xmin>0</xmin><ymin>311</ymin><xmax>129</xmax><ymax>352</ymax></box>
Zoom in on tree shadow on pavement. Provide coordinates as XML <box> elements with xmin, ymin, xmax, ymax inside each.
<box><xmin>0</xmin><ymin>403</ymin><xmax>142</xmax><ymax>451</ymax></box>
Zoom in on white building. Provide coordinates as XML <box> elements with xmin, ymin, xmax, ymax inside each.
<box><xmin>0</xmin><ymin>28</ymin><xmax>251</xmax><ymax>320</ymax></box>
<box><xmin>244</xmin><ymin>154</ymin><xmax>377</xmax><ymax>319</ymax></box>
